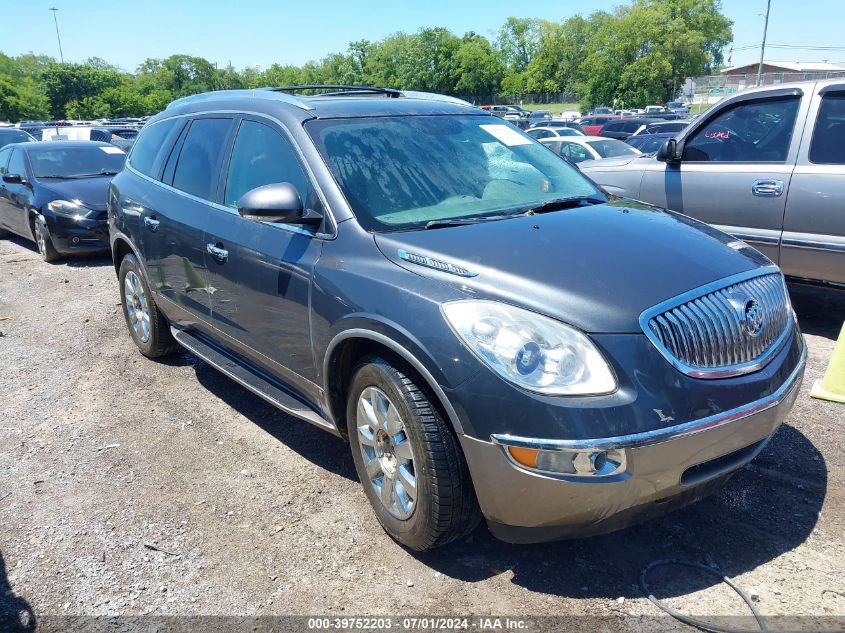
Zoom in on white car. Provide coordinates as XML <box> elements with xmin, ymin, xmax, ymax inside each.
<box><xmin>539</xmin><ymin>135</ymin><xmax>641</xmax><ymax>164</ymax></box>
<box><xmin>526</xmin><ymin>126</ymin><xmax>584</xmax><ymax>140</ymax></box>
<box><xmin>558</xmin><ymin>110</ymin><xmax>581</xmax><ymax>120</ymax></box>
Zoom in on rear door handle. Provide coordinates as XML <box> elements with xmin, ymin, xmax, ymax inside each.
<box><xmin>206</xmin><ymin>243</ymin><xmax>228</xmax><ymax>263</ymax></box>
<box><xmin>143</xmin><ymin>216</ymin><xmax>160</xmax><ymax>231</ymax></box>
<box><xmin>751</xmin><ymin>179</ymin><xmax>784</xmax><ymax>197</ymax></box>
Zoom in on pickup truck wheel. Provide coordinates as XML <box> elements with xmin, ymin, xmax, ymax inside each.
<box><xmin>118</xmin><ymin>254</ymin><xmax>178</xmax><ymax>358</ymax></box>
<box><xmin>348</xmin><ymin>357</ymin><xmax>481</xmax><ymax>551</ymax></box>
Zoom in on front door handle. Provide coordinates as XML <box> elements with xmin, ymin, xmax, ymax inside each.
<box><xmin>143</xmin><ymin>216</ymin><xmax>160</xmax><ymax>231</ymax></box>
<box><xmin>751</xmin><ymin>179</ymin><xmax>784</xmax><ymax>197</ymax></box>
<box><xmin>206</xmin><ymin>243</ymin><xmax>229</xmax><ymax>263</ymax></box>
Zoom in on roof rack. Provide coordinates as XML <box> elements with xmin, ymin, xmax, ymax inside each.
<box><xmin>267</xmin><ymin>85</ymin><xmax>402</xmax><ymax>98</ymax></box>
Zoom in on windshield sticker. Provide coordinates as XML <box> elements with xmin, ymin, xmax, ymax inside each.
<box><xmin>704</xmin><ymin>130</ymin><xmax>731</xmax><ymax>140</ymax></box>
<box><xmin>99</xmin><ymin>146</ymin><xmax>125</xmax><ymax>154</ymax></box>
<box><xmin>480</xmin><ymin>124</ymin><xmax>532</xmax><ymax>147</ymax></box>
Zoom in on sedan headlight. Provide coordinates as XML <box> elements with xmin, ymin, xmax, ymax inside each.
<box><xmin>47</xmin><ymin>199</ymin><xmax>94</xmax><ymax>219</ymax></box>
<box><xmin>441</xmin><ymin>300</ymin><xmax>616</xmax><ymax>395</ymax></box>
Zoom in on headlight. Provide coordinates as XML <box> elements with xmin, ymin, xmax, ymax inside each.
<box><xmin>47</xmin><ymin>199</ymin><xmax>93</xmax><ymax>219</ymax></box>
<box><xmin>441</xmin><ymin>300</ymin><xmax>616</xmax><ymax>395</ymax></box>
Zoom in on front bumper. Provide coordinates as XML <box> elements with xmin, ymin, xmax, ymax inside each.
<box><xmin>44</xmin><ymin>213</ymin><xmax>109</xmax><ymax>255</ymax></box>
<box><xmin>459</xmin><ymin>342</ymin><xmax>806</xmax><ymax>544</ymax></box>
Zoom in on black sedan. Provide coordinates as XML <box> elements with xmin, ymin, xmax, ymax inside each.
<box><xmin>0</xmin><ymin>141</ymin><xmax>125</xmax><ymax>261</ymax></box>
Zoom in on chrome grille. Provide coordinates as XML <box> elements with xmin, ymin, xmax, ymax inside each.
<box><xmin>641</xmin><ymin>270</ymin><xmax>792</xmax><ymax>378</ymax></box>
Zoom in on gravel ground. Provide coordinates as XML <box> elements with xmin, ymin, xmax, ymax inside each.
<box><xmin>1</xmin><ymin>235</ymin><xmax>844</xmax><ymax>631</ymax></box>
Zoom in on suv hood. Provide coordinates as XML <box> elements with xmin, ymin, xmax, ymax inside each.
<box><xmin>37</xmin><ymin>176</ymin><xmax>111</xmax><ymax>211</ymax></box>
<box><xmin>374</xmin><ymin>199</ymin><xmax>771</xmax><ymax>333</ymax></box>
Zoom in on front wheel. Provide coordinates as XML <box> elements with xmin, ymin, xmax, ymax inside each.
<box><xmin>33</xmin><ymin>216</ymin><xmax>60</xmax><ymax>262</ymax></box>
<box><xmin>347</xmin><ymin>357</ymin><xmax>481</xmax><ymax>551</ymax></box>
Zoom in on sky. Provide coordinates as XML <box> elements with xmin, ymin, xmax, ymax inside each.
<box><xmin>3</xmin><ymin>0</ymin><xmax>845</xmax><ymax>73</ymax></box>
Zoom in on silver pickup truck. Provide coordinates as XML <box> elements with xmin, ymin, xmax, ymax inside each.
<box><xmin>580</xmin><ymin>80</ymin><xmax>845</xmax><ymax>286</ymax></box>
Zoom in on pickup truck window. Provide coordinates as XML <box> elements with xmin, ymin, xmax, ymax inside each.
<box><xmin>809</xmin><ymin>94</ymin><xmax>845</xmax><ymax>164</ymax></box>
<box><xmin>684</xmin><ymin>97</ymin><xmax>800</xmax><ymax>163</ymax></box>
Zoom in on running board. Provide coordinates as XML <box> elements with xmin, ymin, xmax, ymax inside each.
<box><xmin>170</xmin><ymin>326</ymin><xmax>338</xmax><ymax>435</ymax></box>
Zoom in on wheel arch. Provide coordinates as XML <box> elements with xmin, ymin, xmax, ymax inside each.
<box><xmin>324</xmin><ymin>327</ymin><xmax>466</xmax><ymax>440</ymax></box>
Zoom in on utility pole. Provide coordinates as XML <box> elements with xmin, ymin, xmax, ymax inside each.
<box><xmin>49</xmin><ymin>7</ymin><xmax>64</xmax><ymax>63</ymax></box>
<box><xmin>757</xmin><ymin>0</ymin><xmax>771</xmax><ymax>86</ymax></box>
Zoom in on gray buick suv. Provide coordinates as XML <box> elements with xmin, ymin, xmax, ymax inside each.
<box><xmin>108</xmin><ymin>86</ymin><xmax>806</xmax><ymax>550</ymax></box>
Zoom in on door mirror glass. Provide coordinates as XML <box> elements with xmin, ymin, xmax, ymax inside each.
<box><xmin>656</xmin><ymin>139</ymin><xmax>678</xmax><ymax>163</ymax></box>
<box><xmin>237</xmin><ymin>182</ymin><xmax>321</xmax><ymax>227</ymax></box>
<box><xmin>2</xmin><ymin>173</ymin><xmax>24</xmax><ymax>184</ymax></box>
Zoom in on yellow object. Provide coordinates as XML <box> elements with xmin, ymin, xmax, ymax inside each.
<box><xmin>507</xmin><ymin>446</ymin><xmax>539</xmax><ymax>468</ymax></box>
<box><xmin>811</xmin><ymin>322</ymin><xmax>845</xmax><ymax>404</ymax></box>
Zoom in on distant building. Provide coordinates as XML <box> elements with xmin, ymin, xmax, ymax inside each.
<box><xmin>720</xmin><ymin>61</ymin><xmax>845</xmax><ymax>90</ymax></box>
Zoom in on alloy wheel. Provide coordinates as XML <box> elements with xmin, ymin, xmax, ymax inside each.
<box><xmin>356</xmin><ymin>386</ymin><xmax>417</xmax><ymax>520</ymax></box>
<box><xmin>124</xmin><ymin>270</ymin><xmax>151</xmax><ymax>343</ymax></box>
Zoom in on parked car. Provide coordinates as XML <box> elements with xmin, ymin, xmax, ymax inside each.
<box><xmin>598</xmin><ymin>118</ymin><xmax>654</xmax><ymax>140</ymax></box>
<box><xmin>559</xmin><ymin>110</ymin><xmax>581</xmax><ymax>120</ymax></box>
<box><xmin>109</xmin><ymin>86</ymin><xmax>804</xmax><ymax>550</ymax></box>
<box><xmin>644</xmin><ymin>105</ymin><xmax>667</xmax><ymax>114</ymax></box>
<box><xmin>579</xmin><ymin>79</ymin><xmax>845</xmax><ymax>286</ymax></box>
<box><xmin>527</xmin><ymin>110</ymin><xmax>552</xmax><ymax>125</ymax></box>
<box><xmin>625</xmin><ymin>132</ymin><xmax>676</xmax><ymax>154</ymax></box>
<box><xmin>0</xmin><ymin>140</ymin><xmax>124</xmax><ymax>261</ymax></box>
<box><xmin>526</xmin><ymin>126</ymin><xmax>584</xmax><ymax>140</ymax></box>
<box><xmin>543</xmin><ymin>120</ymin><xmax>587</xmax><ymax>135</ymax></box>
<box><xmin>666</xmin><ymin>101</ymin><xmax>691</xmax><ymax>115</ymax></box>
<box><xmin>541</xmin><ymin>135</ymin><xmax>641</xmax><ymax>163</ymax></box>
<box><xmin>577</xmin><ymin>115</ymin><xmax>618</xmax><ymax>135</ymax></box>
<box><xmin>0</xmin><ymin>128</ymin><xmax>37</xmax><ymax>149</ymax></box>
<box><xmin>592</xmin><ymin>107</ymin><xmax>614</xmax><ymax>115</ymax></box>
<box><xmin>630</xmin><ymin>119</ymin><xmax>691</xmax><ymax>137</ymax></box>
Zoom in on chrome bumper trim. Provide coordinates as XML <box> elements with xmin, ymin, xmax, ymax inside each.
<box><xmin>492</xmin><ymin>340</ymin><xmax>805</xmax><ymax>452</ymax></box>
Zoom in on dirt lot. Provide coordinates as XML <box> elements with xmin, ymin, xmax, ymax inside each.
<box><xmin>1</xmin><ymin>235</ymin><xmax>844</xmax><ymax>630</ymax></box>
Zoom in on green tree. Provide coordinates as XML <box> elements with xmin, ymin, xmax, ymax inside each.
<box><xmin>42</xmin><ymin>62</ymin><xmax>122</xmax><ymax>117</ymax></box>
<box><xmin>455</xmin><ymin>33</ymin><xmax>503</xmax><ymax>102</ymax></box>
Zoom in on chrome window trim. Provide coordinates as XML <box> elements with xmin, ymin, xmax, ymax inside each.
<box><xmin>492</xmin><ymin>341</ymin><xmax>805</xmax><ymax>453</ymax></box>
<box><xmin>639</xmin><ymin>266</ymin><xmax>792</xmax><ymax>379</ymax></box>
<box><xmin>125</xmin><ymin>109</ymin><xmax>338</xmax><ymax>239</ymax></box>
<box><xmin>781</xmin><ymin>237</ymin><xmax>845</xmax><ymax>253</ymax></box>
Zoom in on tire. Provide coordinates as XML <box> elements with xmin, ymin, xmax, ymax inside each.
<box><xmin>347</xmin><ymin>356</ymin><xmax>481</xmax><ymax>551</ymax></box>
<box><xmin>33</xmin><ymin>216</ymin><xmax>60</xmax><ymax>263</ymax></box>
<box><xmin>118</xmin><ymin>253</ymin><xmax>179</xmax><ymax>358</ymax></box>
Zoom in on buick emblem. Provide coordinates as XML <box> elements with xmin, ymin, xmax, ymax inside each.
<box><xmin>742</xmin><ymin>298</ymin><xmax>765</xmax><ymax>337</ymax></box>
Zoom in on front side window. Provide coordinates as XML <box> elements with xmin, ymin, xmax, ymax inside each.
<box><xmin>809</xmin><ymin>93</ymin><xmax>845</xmax><ymax>164</ymax></box>
<box><xmin>129</xmin><ymin>117</ymin><xmax>183</xmax><ymax>179</ymax></box>
<box><xmin>0</xmin><ymin>147</ymin><xmax>11</xmax><ymax>174</ymax></box>
<box><xmin>307</xmin><ymin>115</ymin><xmax>600</xmax><ymax>232</ymax></box>
<box><xmin>7</xmin><ymin>149</ymin><xmax>27</xmax><ymax>178</ymax></box>
<box><xmin>224</xmin><ymin>120</ymin><xmax>312</xmax><ymax>209</ymax></box>
<box><xmin>684</xmin><ymin>97</ymin><xmax>800</xmax><ymax>162</ymax></box>
<box><xmin>172</xmin><ymin>118</ymin><xmax>233</xmax><ymax>200</ymax></box>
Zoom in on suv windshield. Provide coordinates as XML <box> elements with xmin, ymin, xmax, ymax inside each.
<box><xmin>29</xmin><ymin>146</ymin><xmax>126</xmax><ymax>178</ymax></box>
<box><xmin>307</xmin><ymin>115</ymin><xmax>601</xmax><ymax>231</ymax></box>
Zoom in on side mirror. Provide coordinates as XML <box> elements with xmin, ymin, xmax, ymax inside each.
<box><xmin>2</xmin><ymin>173</ymin><xmax>24</xmax><ymax>185</ymax></box>
<box><xmin>656</xmin><ymin>138</ymin><xmax>679</xmax><ymax>163</ymax></box>
<box><xmin>236</xmin><ymin>182</ymin><xmax>322</xmax><ymax>228</ymax></box>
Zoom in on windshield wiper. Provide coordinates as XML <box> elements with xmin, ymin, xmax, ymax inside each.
<box><xmin>424</xmin><ymin>215</ymin><xmax>510</xmax><ymax>230</ymax></box>
<box><xmin>517</xmin><ymin>195</ymin><xmax>606</xmax><ymax>216</ymax></box>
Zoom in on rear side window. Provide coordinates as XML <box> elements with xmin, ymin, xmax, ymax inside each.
<box><xmin>224</xmin><ymin>120</ymin><xmax>313</xmax><ymax>208</ymax></box>
<box><xmin>128</xmin><ymin>118</ymin><xmax>183</xmax><ymax>179</ymax></box>
<box><xmin>810</xmin><ymin>94</ymin><xmax>845</xmax><ymax>164</ymax></box>
<box><xmin>172</xmin><ymin>118</ymin><xmax>233</xmax><ymax>200</ymax></box>
<box><xmin>684</xmin><ymin>97</ymin><xmax>800</xmax><ymax>162</ymax></box>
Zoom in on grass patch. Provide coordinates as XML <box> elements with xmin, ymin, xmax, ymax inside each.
<box><xmin>518</xmin><ymin>103</ymin><xmax>582</xmax><ymax>113</ymax></box>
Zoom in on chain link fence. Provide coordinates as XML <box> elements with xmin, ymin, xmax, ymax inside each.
<box><xmin>686</xmin><ymin>71</ymin><xmax>845</xmax><ymax>108</ymax></box>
